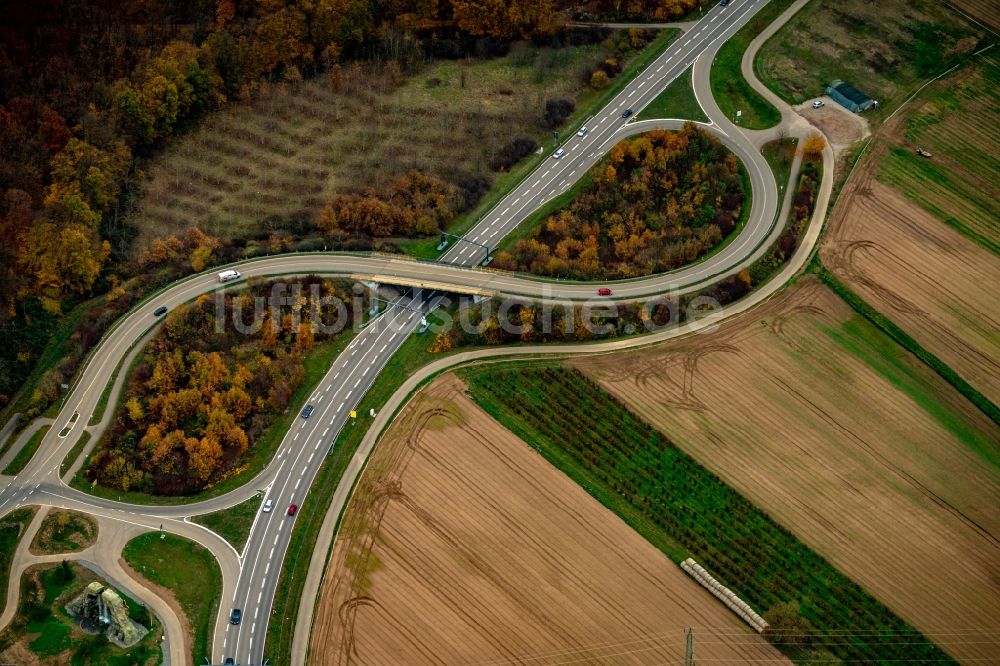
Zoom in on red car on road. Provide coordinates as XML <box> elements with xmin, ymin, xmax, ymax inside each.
<box><xmin>287</xmin><ymin>504</ymin><xmax>298</xmax><ymax>516</ymax></box>
<box><xmin>597</xmin><ymin>287</ymin><xmax>613</xmax><ymax>296</ymax></box>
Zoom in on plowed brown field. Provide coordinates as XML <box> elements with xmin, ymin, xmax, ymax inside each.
<box><xmin>823</xmin><ymin>178</ymin><xmax>1000</xmax><ymax>405</ymax></box>
<box><xmin>309</xmin><ymin>375</ymin><xmax>787</xmax><ymax>666</ymax></box>
<box><xmin>822</xmin><ymin>58</ymin><xmax>1000</xmax><ymax>405</ymax></box>
<box><xmin>951</xmin><ymin>0</ymin><xmax>999</xmax><ymax>30</ymax></box>
<box><xmin>573</xmin><ymin>278</ymin><xmax>1000</xmax><ymax>664</ymax></box>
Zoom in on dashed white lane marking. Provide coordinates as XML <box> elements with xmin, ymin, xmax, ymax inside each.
<box><xmin>513</xmin><ymin>197</ymin><xmax>521</xmax><ymax>204</ymax></box>
<box><xmin>322</xmin><ymin>427</ymin><xmax>329</xmax><ymax>437</ymax></box>
<box><xmin>501</xmin><ymin>207</ymin><xmax>509</xmax><ymax>214</ymax></box>
<box><xmin>295</xmin><ymin>478</ymin><xmax>301</xmax><ymax>490</ymax></box>
<box><xmin>532</xmin><ymin>180</ymin><xmax>540</xmax><ymax>187</ymax></box>
<box><xmin>559</xmin><ymin>179</ymin><xmax>567</xmax><ymax>187</ymax></box>
<box><xmin>294</xmin><ymin>432</ymin><xmax>300</xmax><ymax>441</ymax></box>
<box><xmin>657</xmin><ymin>65</ymin><xmax>664</xmax><ymax>72</ymax></box>
<box><xmin>265</xmin><ymin>563</ymin><xmax>270</xmax><ymax>575</ymax></box>
<box><xmin>308</xmin><ymin>452</ymin><xmax>315</xmax><ymax>463</ymax></box>
<box><xmin>353</xmin><ymin>378</ymin><xmax>361</xmax><ymax>388</ymax></box>
<box><xmin>333</xmin><ymin>371</ymin><xmax>340</xmax><ymax>380</ymax></box>
<box><xmin>379</xmin><ymin>344</ymin><xmax>387</xmax><ymax>353</ymax></box>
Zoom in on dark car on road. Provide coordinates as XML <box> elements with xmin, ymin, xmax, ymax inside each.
<box><xmin>224</xmin><ymin>659</ymin><xmax>235</xmax><ymax>665</ymax></box>
<box><xmin>597</xmin><ymin>287</ymin><xmax>613</xmax><ymax>296</ymax></box>
<box><xmin>153</xmin><ymin>306</ymin><xmax>168</xmax><ymax>316</ymax></box>
<box><xmin>301</xmin><ymin>404</ymin><xmax>314</xmax><ymax>419</ymax></box>
<box><xmin>288</xmin><ymin>503</ymin><xmax>298</xmax><ymax>516</ymax></box>
<box><xmin>621</xmin><ymin>109</ymin><xmax>633</xmax><ymax>119</ymax></box>
<box><xmin>230</xmin><ymin>608</ymin><xmax>241</xmax><ymax>625</ymax></box>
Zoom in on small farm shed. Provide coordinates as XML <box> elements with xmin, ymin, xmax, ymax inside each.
<box><xmin>826</xmin><ymin>80</ymin><xmax>876</xmax><ymax>112</ymax></box>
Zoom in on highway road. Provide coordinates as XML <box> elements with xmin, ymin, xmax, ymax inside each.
<box><xmin>0</xmin><ymin>2</ymin><xmax>800</xmax><ymax>665</ymax></box>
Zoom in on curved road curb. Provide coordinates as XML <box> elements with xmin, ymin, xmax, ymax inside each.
<box><xmin>290</xmin><ymin>0</ymin><xmax>835</xmax><ymax>662</ymax></box>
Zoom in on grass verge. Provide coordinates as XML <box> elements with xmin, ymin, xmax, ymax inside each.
<box><xmin>192</xmin><ymin>494</ymin><xmax>264</xmax><ymax>554</ymax></box>
<box><xmin>459</xmin><ymin>363</ymin><xmax>953</xmax><ymax>664</ymax></box>
<box><xmin>263</xmin><ymin>310</ymin><xmax>450</xmax><ymax>664</ymax></box>
<box><xmin>123</xmin><ymin>532</ymin><xmax>221</xmax><ymax>664</ymax></box>
<box><xmin>761</xmin><ymin>138</ymin><xmax>798</xmax><ymax>190</ymax></box>
<box><xmin>0</xmin><ymin>295</ymin><xmax>103</xmax><ymax>432</ymax></box>
<box><xmin>637</xmin><ymin>67</ymin><xmax>708</xmax><ymax>122</ymax></box>
<box><xmin>3</xmin><ymin>426</ymin><xmax>51</xmax><ymax>475</ymax></box>
<box><xmin>709</xmin><ymin>0</ymin><xmax>793</xmax><ymax>129</ymax></box>
<box><xmin>59</xmin><ymin>431</ymin><xmax>91</xmax><ymax>479</ymax></box>
<box><xmin>818</xmin><ymin>267</ymin><xmax>1000</xmax><ymax>433</ymax></box>
<box><xmin>0</xmin><ymin>507</ymin><xmax>36</xmax><ymax>607</ymax></box>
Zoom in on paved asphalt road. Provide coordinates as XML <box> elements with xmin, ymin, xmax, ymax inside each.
<box><xmin>0</xmin><ymin>2</ymin><xmax>781</xmax><ymax>665</ymax></box>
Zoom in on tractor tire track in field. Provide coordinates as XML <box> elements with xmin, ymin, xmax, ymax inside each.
<box><xmin>311</xmin><ymin>376</ymin><xmax>785</xmax><ymax>666</ymax></box>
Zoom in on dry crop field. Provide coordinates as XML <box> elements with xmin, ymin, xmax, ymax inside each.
<box><xmin>822</xmin><ymin>58</ymin><xmax>1000</xmax><ymax>405</ymax></box>
<box><xmin>130</xmin><ymin>43</ymin><xmax>606</xmax><ymax>250</ymax></box>
<box><xmin>573</xmin><ymin>277</ymin><xmax>1000</xmax><ymax>665</ymax></box>
<box><xmin>310</xmin><ymin>375</ymin><xmax>785</xmax><ymax>666</ymax></box>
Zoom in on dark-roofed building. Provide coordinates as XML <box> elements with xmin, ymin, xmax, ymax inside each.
<box><xmin>826</xmin><ymin>80</ymin><xmax>877</xmax><ymax>113</ymax></box>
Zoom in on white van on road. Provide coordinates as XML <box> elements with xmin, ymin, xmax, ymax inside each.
<box><xmin>218</xmin><ymin>270</ymin><xmax>241</xmax><ymax>283</ymax></box>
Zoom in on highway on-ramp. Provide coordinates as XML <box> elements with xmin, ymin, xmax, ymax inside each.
<box><xmin>0</xmin><ymin>2</ymin><xmax>796</xmax><ymax>665</ymax></box>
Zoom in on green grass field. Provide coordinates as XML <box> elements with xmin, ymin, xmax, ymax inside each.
<box><xmin>638</xmin><ymin>67</ymin><xmax>708</xmax><ymax>122</ymax></box>
<box><xmin>3</xmin><ymin>425</ymin><xmax>51</xmax><ymax>475</ymax></box>
<box><xmin>757</xmin><ymin>0</ymin><xmax>982</xmax><ymax>121</ymax></box>
<box><xmin>875</xmin><ymin>58</ymin><xmax>1000</xmax><ymax>253</ymax></box>
<box><xmin>192</xmin><ymin>494</ymin><xmax>263</xmax><ymax>554</ymax></box>
<box><xmin>123</xmin><ymin>532</ymin><xmax>220</xmax><ymax>664</ymax></box>
<box><xmin>460</xmin><ymin>364</ymin><xmax>952</xmax><ymax>664</ymax></box>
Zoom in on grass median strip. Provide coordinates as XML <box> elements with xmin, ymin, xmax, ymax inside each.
<box><xmin>638</xmin><ymin>67</ymin><xmax>708</xmax><ymax>122</ymax></box>
<box><xmin>123</xmin><ymin>532</ymin><xmax>221</xmax><ymax>665</ymax></box>
<box><xmin>263</xmin><ymin>311</ymin><xmax>449</xmax><ymax>664</ymax></box>
<box><xmin>3</xmin><ymin>425</ymin><xmax>51</xmax><ymax>476</ymax></box>
<box><xmin>192</xmin><ymin>494</ymin><xmax>264</xmax><ymax>554</ymax></box>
